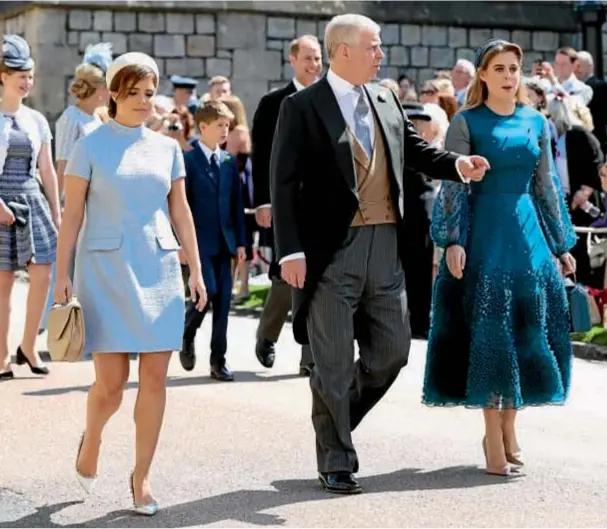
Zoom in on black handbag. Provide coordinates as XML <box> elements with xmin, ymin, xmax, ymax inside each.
<box><xmin>6</xmin><ymin>201</ymin><xmax>29</xmax><ymax>228</ymax></box>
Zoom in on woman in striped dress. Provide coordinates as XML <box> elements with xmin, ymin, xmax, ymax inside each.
<box><xmin>40</xmin><ymin>43</ymin><xmax>112</xmax><ymax>333</ymax></box>
<box><xmin>0</xmin><ymin>35</ymin><xmax>61</xmax><ymax>379</ymax></box>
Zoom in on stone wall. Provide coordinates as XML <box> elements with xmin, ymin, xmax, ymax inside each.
<box><xmin>0</xmin><ymin>1</ymin><xmax>590</xmax><ymax>128</ymax></box>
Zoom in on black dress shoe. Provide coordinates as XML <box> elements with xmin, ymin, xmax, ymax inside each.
<box><xmin>255</xmin><ymin>339</ymin><xmax>275</xmax><ymax>368</ymax></box>
<box><xmin>16</xmin><ymin>347</ymin><xmax>49</xmax><ymax>375</ymax></box>
<box><xmin>210</xmin><ymin>363</ymin><xmax>234</xmax><ymax>381</ymax></box>
<box><xmin>179</xmin><ymin>340</ymin><xmax>196</xmax><ymax>371</ymax></box>
<box><xmin>318</xmin><ymin>472</ymin><xmax>362</xmax><ymax>494</ymax></box>
<box><xmin>0</xmin><ymin>370</ymin><xmax>14</xmax><ymax>380</ymax></box>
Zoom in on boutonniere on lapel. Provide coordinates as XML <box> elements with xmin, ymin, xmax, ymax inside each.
<box><xmin>377</xmin><ymin>91</ymin><xmax>389</xmax><ymax>102</ymax></box>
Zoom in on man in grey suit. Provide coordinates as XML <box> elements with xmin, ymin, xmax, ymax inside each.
<box><xmin>270</xmin><ymin>14</ymin><xmax>489</xmax><ymax>494</ymax></box>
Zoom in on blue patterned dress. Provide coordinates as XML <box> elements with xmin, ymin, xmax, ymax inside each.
<box><xmin>422</xmin><ymin>104</ymin><xmax>576</xmax><ymax>410</ymax></box>
<box><xmin>0</xmin><ymin>114</ymin><xmax>57</xmax><ymax>271</ymax></box>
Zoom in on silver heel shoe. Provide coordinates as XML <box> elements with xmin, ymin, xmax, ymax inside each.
<box><xmin>130</xmin><ymin>472</ymin><xmax>158</xmax><ymax>516</ymax></box>
<box><xmin>75</xmin><ymin>433</ymin><xmax>97</xmax><ymax>494</ymax></box>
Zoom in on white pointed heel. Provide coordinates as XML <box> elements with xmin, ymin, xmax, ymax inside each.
<box><xmin>76</xmin><ymin>471</ymin><xmax>97</xmax><ymax>494</ymax></box>
<box><xmin>75</xmin><ymin>433</ymin><xmax>98</xmax><ymax>494</ymax></box>
<box><xmin>130</xmin><ymin>472</ymin><xmax>158</xmax><ymax>516</ymax></box>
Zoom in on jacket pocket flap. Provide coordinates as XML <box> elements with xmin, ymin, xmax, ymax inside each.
<box><xmin>87</xmin><ymin>235</ymin><xmax>122</xmax><ymax>251</ymax></box>
<box><xmin>156</xmin><ymin>235</ymin><xmax>180</xmax><ymax>251</ymax></box>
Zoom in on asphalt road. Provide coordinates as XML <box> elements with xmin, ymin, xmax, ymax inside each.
<box><xmin>2</xmin><ymin>280</ymin><xmax>607</xmax><ymax>528</ymax></box>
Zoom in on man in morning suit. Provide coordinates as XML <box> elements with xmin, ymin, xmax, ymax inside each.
<box><xmin>181</xmin><ymin>100</ymin><xmax>247</xmax><ymax>381</ymax></box>
<box><xmin>252</xmin><ymin>34</ymin><xmax>322</xmax><ymax>375</ymax></box>
<box><xmin>270</xmin><ymin>14</ymin><xmax>489</xmax><ymax>494</ymax></box>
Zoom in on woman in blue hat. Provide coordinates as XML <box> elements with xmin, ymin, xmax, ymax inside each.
<box><xmin>0</xmin><ymin>35</ymin><xmax>61</xmax><ymax>379</ymax></box>
<box><xmin>39</xmin><ymin>43</ymin><xmax>113</xmax><ymax>334</ymax></box>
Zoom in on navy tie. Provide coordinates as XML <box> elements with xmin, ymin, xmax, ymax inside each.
<box><xmin>210</xmin><ymin>153</ymin><xmax>220</xmax><ymax>181</ymax></box>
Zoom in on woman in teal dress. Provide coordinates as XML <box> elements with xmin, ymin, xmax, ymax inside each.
<box><xmin>422</xmin><ymin>39</ymin><xmax>577</xmax><ymax>476</ymax></box>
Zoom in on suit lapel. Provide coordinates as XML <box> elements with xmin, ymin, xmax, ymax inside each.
<box><xmin>311</xmin><ymin>77</ymin><xmax>357</xmax><ymax>196</ymax></box>
<box><xmin>218</xmin><ymin>150</ymin><xmax>230</xmax><ymax>197</ymax></box>
<box><xmin>364</xmin><ymin>85</ymin><xmax>402</xmax><ymax>186</ymax></box>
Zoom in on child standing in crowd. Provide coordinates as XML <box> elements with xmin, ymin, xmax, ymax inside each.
<box><xmin>179</xmin><ymin>100</ymin><xmax>246</xmax><ymax>381</ymax></box>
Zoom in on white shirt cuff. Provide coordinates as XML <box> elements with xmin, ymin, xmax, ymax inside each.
<box><xmin>256</xmin><ymin>204</ymin><xmax>271</xmax><ymax>210</ymax></box>
<box><xmin>279</xmin><ymin>252</ymin><xmax>305</xmax><ymax>264</ymax></box>
<box><xmin>455</xmin><ymin>156</ymin><xmax>470</xmax><ymax>183</ymax></box>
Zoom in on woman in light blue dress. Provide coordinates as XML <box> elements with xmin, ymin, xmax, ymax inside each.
<box><xmin>53</xmin><ymin>52</ymin><xmax>207</xmax><ymax>515</ymax></box>
<box><xmin>422</xmin><ymin>40</ymin><xmax>576</xmax><ymax>476</ymax></box>
<box><xmin>40</xmin><ymin>42</ymin><xmax>112</xmax><ymax>333</ymax></box>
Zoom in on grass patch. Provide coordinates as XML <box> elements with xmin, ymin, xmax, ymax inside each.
<box><xmin>233</xmin><ymin>284</ymin><xmax>270</xmax><ymax>310</ymax></box>
<box><xmin>571</xmin><ymin>325</ymin><xmax>607</xmax><ymax>346</ymax></box>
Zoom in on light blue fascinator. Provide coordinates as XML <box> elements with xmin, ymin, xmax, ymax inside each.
<box><xmin>82</xmin><ymin>42</ymin><xmax>113</xmax><ymax>74</ymax></box>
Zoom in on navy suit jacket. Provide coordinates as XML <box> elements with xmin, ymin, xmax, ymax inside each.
<box><xmin>184</xmin><ymin>142</ymin><xmax>246</xmax><ymax>257</ymax></box>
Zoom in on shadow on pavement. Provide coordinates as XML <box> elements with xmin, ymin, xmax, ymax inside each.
<box><xmin>0</xmin><ymin>465</ymin><xmax>519</xmax><ymax>528</ymax></box>
<box><xmin>20</xmin><ymin>371</ymin><xmax>305</xmax><ymax>397</ymax></box>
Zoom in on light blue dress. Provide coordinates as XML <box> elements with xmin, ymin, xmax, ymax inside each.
<box><xmin>65</xmin><ymin>119</ymin><xmax>186</xmax><ymax>355</ymax></box>
<box><xmin>422</xmin><ymin>104</ymin><xmax>576</xmax><ymax>410</ymax></box>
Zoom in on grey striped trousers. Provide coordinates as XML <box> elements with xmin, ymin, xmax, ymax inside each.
<box><xmin>307</xmin><ymin>223</ymin><xmax>411</xmax><ymax>473</ymax></box>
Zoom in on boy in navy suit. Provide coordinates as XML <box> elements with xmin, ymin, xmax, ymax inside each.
<box><xmin>181</xmin><ymin>100</ymin><xmax>246</xmax><ymax>380</ymax></box>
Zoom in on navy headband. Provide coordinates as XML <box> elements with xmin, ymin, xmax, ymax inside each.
<box><xmin>474</xmin><ymin>38</ymin><xmax>509</xmax><ymax>69</ymax></box>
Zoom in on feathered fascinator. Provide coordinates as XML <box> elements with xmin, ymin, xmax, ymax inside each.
<box><xmin>82</xmin><ymin>42</ymin><xmax>113</xmax><ymax>74</ymax></box>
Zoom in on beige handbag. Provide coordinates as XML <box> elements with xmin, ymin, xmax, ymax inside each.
<box><xmin>47</xmin><ymin>297</ymin><xmax>85</xmax><ymax>362</ymax></box>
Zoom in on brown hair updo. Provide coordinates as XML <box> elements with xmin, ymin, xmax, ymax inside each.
<box><xmin>108</xmin><ymin>64</ymin><xmax>158</xmax><ymax>118</ymax></box>
<box><xmin>70</xmin><ymin>63</ymin><xmax>105</xmax><ymax>100</ymax></box>
<box><xmin>464</xmin><ymin>40</ymin><xmax>530</xmax><ymax>109</ymax></box>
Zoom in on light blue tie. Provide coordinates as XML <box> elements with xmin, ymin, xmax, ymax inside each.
<box><xmin>353</xmin><ymin>86</ymin><xmax>372</xmax><ymax>158</ymax></box>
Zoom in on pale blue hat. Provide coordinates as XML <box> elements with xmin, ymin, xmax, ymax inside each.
<box><xmin>2</xmin><ymin>34</ymin><xmax>34</xmax><ymax>71</ymax></box>
<box><xmin>82</xmin><ymin>42</ymin><xmax>113</xmax><ymax>73</ymax></box>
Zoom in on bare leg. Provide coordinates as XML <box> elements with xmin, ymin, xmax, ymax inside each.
<box><xmin>20</xmin><ymin>263</ymin><xmax>52</xmax><ymax>367</ymax></box>
<box><xmin>77</xmin><ymin>353</ymin><xmax>130</xmax><ymax>477</ymax></box>
<box><xmin>501</xmin><ymin>409</ymin><xmax>522</xmax><ymax>461</ymax></box>
<box><xmin>132</xmin><ymin>351</ymin><xmax>172</xmax><ymax>504</ymax></box>
<box><xmin>483</xmin><ymin>408</ymin><xmax>509</xmax><ymax>475</ymax></box>
<box><xmin>0</xmin><ymin>271</ymin><xmax>15</xmax><ymax>373</ymax></box>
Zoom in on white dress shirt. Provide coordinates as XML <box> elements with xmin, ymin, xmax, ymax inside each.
<box><xmin>292</xmin><ymin>77</ymin><xmax>306</xmax><ymax>92</ymax></box>
<box><xmin>552</xmin><ymin>74</ymin><xmax>593</xmax><ymax>106</ymax></box>
<box><xmin>324</xmin><ymin>68</ymin><xmax>376</xmax><ymax>147</ymax></box>
<box><xmin>199</xmin><ymin>141</ymin><xmax>221</xmax><ymax>164</ymax></box>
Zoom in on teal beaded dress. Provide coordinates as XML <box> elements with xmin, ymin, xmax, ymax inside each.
<box><xmin>422</xmin><ymin>104</ymin><xmax>576</xmax><ymax>410</ymax></box>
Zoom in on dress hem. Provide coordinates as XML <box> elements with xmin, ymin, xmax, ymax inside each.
<box><xmin>420</xmin><ymin>398</ymin><xmax>567</xmax><ymax>411</ymax></box>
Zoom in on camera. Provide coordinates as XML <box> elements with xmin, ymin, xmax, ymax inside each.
<box><xmin>168</xmin><ymin>121</ymin><xmax>183</xmax><ymax>132</ymax></box>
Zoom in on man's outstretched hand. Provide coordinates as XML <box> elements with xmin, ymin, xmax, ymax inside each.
<box><xmin>457</xmin><ymin>155</ymin><xmax>491</xmax><ymax>182</ymax></box>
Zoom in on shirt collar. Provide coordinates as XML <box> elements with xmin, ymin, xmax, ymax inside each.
<box><xmin>326</xmin><ymin>68</ymin><xmax>356</xmax><ymax>98</ymax></box>
<box><xmin>293</xmin><ymin>78</ymin><xmax>306</xmax><ymax>92</ymax></box>
<box><xmin>199</xmin><ymin>141</ymin><xmax>221</xmax><ymax>163</ymax></box>
<box><xmin>562</xmin><ymin>74</ymin><xmax>579</xmax><ymax>86</ymax></box>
